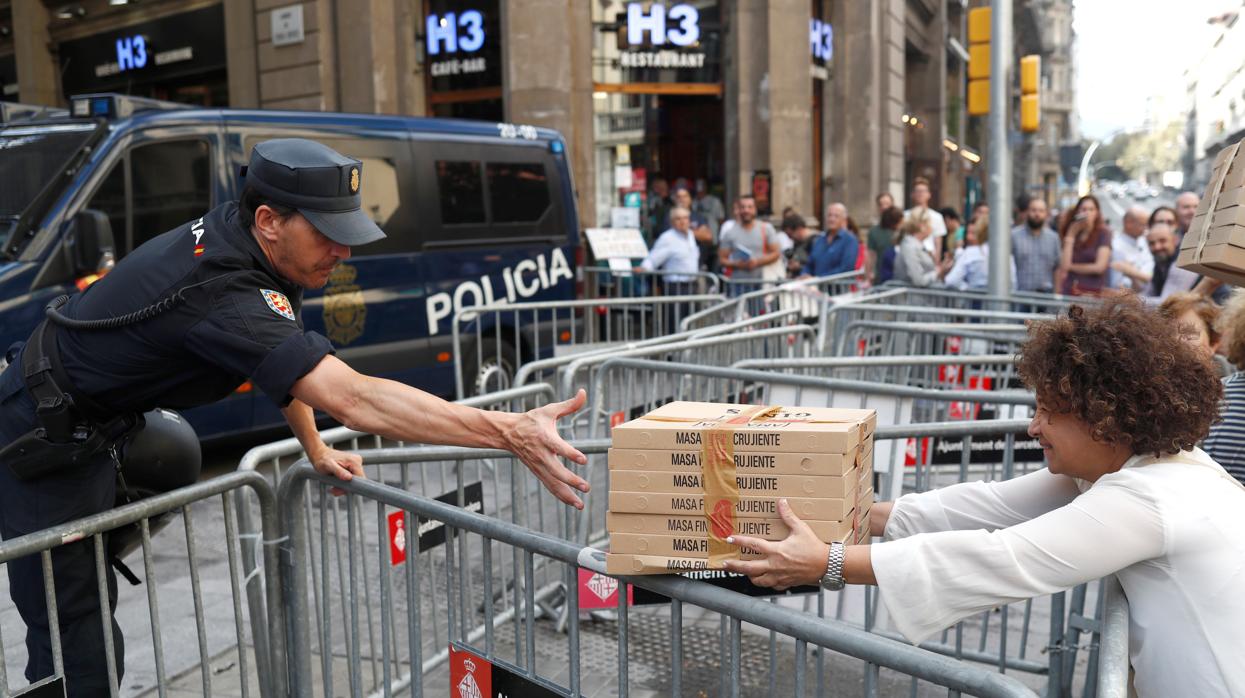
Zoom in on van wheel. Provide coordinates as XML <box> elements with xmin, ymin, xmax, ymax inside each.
<box><xmin>465</xmin><ymin>341</ymin><xmax>518</xmax><ymax>397</ymax></box>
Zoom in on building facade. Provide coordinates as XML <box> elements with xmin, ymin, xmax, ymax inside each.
<box><xmin>1184</xmin><ymin>8</ymin><xmax>1245</xmax><ymax>192</ymax></box>
<box><xmin>4</xmin><ymin>0</ymin><xmax>1002</xmax><ymax>231</ymax></box>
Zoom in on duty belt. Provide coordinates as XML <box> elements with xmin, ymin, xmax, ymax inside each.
<box><xmin>0</xmin><ymin>316</ymin><xmax>139</xmax><ymax>481</ymax></box>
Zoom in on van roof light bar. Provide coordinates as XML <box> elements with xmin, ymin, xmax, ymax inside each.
<box><xmin>69</xmin><ymin>93</ymin><xmax>190</xmax><ymax>120</ymax></box>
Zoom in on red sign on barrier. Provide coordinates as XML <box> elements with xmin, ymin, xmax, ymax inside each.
<box><xmin>450</xmin><ymin>646</ymin><xmax>492</xmax><ymax>698</ymax></box>
<box><xmin>578</xmin><ymin>568</ymin><xmax>631</xmax><ymax>610</ymax></box>
<box><xmin>450</xmin><ymin>644</ymin><xmax>562</xmax><ymax>697</ymax></box>
<box><xmin>610</xmin><ymin>411</ymin><xmax>626</xmax><ymax>429</ymax></box>
<box><xmin>387</xmin><ymin>511</ymin><xmax>407</xmax><ymax>566</ymax></box>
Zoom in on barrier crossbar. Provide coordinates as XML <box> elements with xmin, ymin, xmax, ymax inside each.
<box><xmin>0</xmin><ymin>471</ymin><xmax>283</xmax><ymax>698</ymax></box>
<box><xmin>276</xmin><ymin>450</ymin><xmax>1044</xmax><ymax>698</ymax></box>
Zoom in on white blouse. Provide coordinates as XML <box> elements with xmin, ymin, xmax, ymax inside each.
<box><xmin>871</xmin><ymin>449</ymin><xmax>1245</xmax><ymax>698</ymax></box>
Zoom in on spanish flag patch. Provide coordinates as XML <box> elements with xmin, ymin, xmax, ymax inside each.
<box><xmin>194</xmin><ymin>244</ymin><xmax>204</xmax><ymax>257</ymax></box>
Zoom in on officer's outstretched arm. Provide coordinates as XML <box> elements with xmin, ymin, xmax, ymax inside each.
<box><xmin>290</xmin><ymin>355</ymin><xmax>591</xmax><ymax>508</ymax></box>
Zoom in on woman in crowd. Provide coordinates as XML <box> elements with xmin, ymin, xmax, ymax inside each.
<box><xmin>1148</xmin><ymin>206</ymin><xmax>1178</xmax><ymax>230</ymax></box>
<box><xmin>1059</xmin><ymin>195</ymin><xmax>1112</xmax><ymax>295</ymax></box>
<box><xmin>867</xmin><ymin>206</ymin><xmax>904</xmax><ymax>285</ymax></box>
<box><xmin>725</xmin><ymin>296</ymin><xmax>1245</xmax><ymax>697</ymax></box>
<box><xmin>1205</xmin><ymin>289</ymin><xmax>1245</xmax><ymax>485</ymax></box>
<box><xmin>944</xmin><ymin>218</ymin><xmax>1016</xmax><ymax>292</ymax></box>
<box><xmin>1157</xmin><ymin>292</ymin><xmax>1226</xmax><ymax>373</ymax></box>
<box><xmin>892</xmin><ymin>207</ymin><xmax>952</xmax><ymax>287</ymax></box>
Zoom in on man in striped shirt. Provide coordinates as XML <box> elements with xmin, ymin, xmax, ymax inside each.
<box><xmin>1203</xmin><ymin>290</ymin><xmax>1245</xmax><ymax>484</ymax></box>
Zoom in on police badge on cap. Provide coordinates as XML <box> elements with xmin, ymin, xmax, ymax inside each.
<box><xmin>243</xmin><ymin>139</ymin><xmax>386</xmax><ymax>246</ymax></box>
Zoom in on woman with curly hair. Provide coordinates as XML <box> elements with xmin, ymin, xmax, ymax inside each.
<box><xmin>725</xmin><ymin>296</ymin><xmax>1245</xmax><ymax>697</ymax></box>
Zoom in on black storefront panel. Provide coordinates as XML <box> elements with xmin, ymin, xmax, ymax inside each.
<box><xmin>0</xmin><ymin>54</ymin><xmax>16</xmax><ymax>101</ymax></box>
<box><xmin>58</xmin><ymin>4</ymin><xmax>226</xmax><ymax>98</ymax></box>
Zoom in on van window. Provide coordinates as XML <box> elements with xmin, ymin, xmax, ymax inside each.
<box><xmin>130</xmin><ymin>140</ymin><xmax>211</xmax><ymax>249</ymax></box>
<box><xmin>342</xmin><ymin>155</ymin><xmax>414</xmax><ymax>256</ymax></box>
<box><xmin>84</xmin><ymin>139</ymin><xmax>213</xmax><ymax>256</ymax></box>
<box><xmin>436</xmin><ymin>161</ymin><xmax>486</xmax><ymax>225</ymax></box>
<box><xmin>487</xmin><ymin>162</ymin><xmax>550</xmax><ymax>223</ymax></box>
<box><xmin>85</xmin><ymin>160</ymin><xmax>127</xmax><ymax>248</ymax></box>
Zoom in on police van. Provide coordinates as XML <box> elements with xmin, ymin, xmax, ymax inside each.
<box><xmin>0</xmin><ymin>94</ymin><xmax>580</xmax><ymax>440</ymax></box>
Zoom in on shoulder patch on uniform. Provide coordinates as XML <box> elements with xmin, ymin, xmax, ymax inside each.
<box><xmin>260</xmin><ymin>289</ymin><xmax>295</xmax><ymax>321</ymax></box>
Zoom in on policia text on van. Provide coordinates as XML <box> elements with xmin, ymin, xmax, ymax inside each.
<box><xmin>0</xmin><ymin>94</ymin><xmax>581</xmax><ymax>441</ymax></box>
<box><xmin>0</xmin><ymin>137</ymin><xmax>591</xmax><ymax>696</ymax></box>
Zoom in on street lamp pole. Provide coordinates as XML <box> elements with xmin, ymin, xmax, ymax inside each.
<box><xmin>986</xmin><ymin>0</ymin><xmax>1013</xmax><ymax>298</ymax></box>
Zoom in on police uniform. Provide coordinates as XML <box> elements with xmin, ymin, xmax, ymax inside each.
<box><xmin>0</xmin><ymin>139</ymin><xmax>384</xmax><ymax>695</ymax></box>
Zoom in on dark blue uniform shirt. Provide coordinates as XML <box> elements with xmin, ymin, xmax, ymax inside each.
<box><xmin>55</xmin><ymin>201</ymin><xmax>335</xmax><ymax>414</ymax></box>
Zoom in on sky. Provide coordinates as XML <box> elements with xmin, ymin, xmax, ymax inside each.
<box><xmin>1074</xmin><ymin>0</ymin><xmax>1236</xmax><ymax>140</ymax></box>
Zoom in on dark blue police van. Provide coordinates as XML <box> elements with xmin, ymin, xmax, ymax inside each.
<box><xmin>0</xmin><ymin>94</ymin><xmax>579</xmax><ymax>440</ymax></box>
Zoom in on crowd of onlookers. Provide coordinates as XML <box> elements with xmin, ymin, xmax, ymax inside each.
<box><xmin>634</xmin><ymin>175</ymin><xmax>1218</xmax><ymax>301</ymax></box>
<box><xmin>633</xmin><ymin>175</ymin><xmax>1245</xmax><ymax>485</ymax></box>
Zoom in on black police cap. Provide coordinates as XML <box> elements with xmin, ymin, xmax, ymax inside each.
<box><xmin>243</xmin><ymin>138</ymin><xmax>386</xmax><ymax>246</ymax></box>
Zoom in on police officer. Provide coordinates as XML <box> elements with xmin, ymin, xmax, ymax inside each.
<box><xmin>0</xmin><ymin>139</ymin><xmax>591</xmax><ymax>695</ymax></box>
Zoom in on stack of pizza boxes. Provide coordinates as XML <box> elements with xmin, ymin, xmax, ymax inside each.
<box><xmin>1179</xmin><ymin>137</ymin><xmax>1245</xmax><ymax>284</ymax></box>
<box><xmin>605</xmin><ymin>401</ymin><xmax>876</xmax><ymax>575</ymax></box>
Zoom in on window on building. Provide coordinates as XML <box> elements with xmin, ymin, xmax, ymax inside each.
<box><xmin>487</xmin><ymin>162</ymin><xmax>550</xmax><ymax>223</ymax></box>
<box><xmin>436</xmin><ymin>160</ymin><xmax>487</xmax><ymax>225</ymax></box>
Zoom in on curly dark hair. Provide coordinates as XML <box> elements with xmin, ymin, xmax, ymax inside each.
<box><xmin>1017</xmin><ymin>296</ymin><xmax>1222</xmax><ymax>456</ymax></box>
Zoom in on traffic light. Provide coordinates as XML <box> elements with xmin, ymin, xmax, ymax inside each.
<box><xmin>967</xmin><ymin>7</ymin><xmax>991</xmax><ymax>116</ymax></box>
<box><xmin>1020</xmin><ymin>54</ymin><xmax>1040</xmax><ymax>133</ymax></box>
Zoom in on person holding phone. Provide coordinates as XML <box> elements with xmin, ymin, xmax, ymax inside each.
<box><xmin>1059</xmin><ymin>195</ymin><xmax>1112</xmax><ymax>296</ymax></box>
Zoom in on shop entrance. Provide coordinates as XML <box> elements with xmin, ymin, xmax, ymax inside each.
<box><xmin>637</xmin><ymin>94</ymin><xmax>724</xmax><ymax>191</ymax></box>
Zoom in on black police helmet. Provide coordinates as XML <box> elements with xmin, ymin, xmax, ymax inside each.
<box><xmin>109</xmin><ymin>409</ymin><xmax>203</xmax><ymax>565</ymax></box>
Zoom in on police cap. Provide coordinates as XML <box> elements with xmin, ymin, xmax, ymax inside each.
<box><xmin>243</xmin><ymin>138</ymin><xmax>386</xmax><ymax>246</ymax></box>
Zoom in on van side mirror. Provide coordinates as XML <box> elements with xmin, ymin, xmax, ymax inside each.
<box><xmin>65</xmin><ymin>209</ymin><xmax>116</xmax><ymax>276</ymax></box>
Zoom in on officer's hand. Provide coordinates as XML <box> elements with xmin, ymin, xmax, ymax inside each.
<box><xmin>721</xmin><ymin>499</ymin><xmax>829</xmax><ymax>591</ymax></box>
<box><xmin>310</xmin><ymin>447</ymin><xmax>365</xmax><ymax>497</ymax></box>
<box><xmin>505</xmin><ymin>389</ymin><xmax>590</xmax><ymax>509</ymax></box>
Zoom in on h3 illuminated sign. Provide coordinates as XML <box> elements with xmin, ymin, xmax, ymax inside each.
<box><xmin>426</xmin><ymin>10</ymin><xmax>485</xmax><ymax>55</ymax></box>
<box><xmin>116</xmin><ymin>35</ymin><xmax>148</xmax><ymax>72</ymax></box>
<box><xmin>810</xmin><ymin>19</ymin><xmax>832</xmax><ymax>62</ymax></box>
<box><xmin>625</xmin><ymin>2</ymin><xmax>700</xmax><ymax>47</ymax></box>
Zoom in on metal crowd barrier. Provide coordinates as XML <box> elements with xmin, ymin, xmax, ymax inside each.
<box><xmin>861</xmin><ymin>286</ymin><xmax>1081</xmax><ymax>315</ymax></box>
<box><xmin>582</xmin><ymin>266</ymin><xmax>722</xmax><ymax>299</ymax></box>
<box><xmin>680</xmin><ymin>271</ymin><xmax>864</xmax><ymax>338</ymax></box>
<box><xmin>451</xmin><ymin>294</ymin><xmax>725</xmax><ymax>399</ymax></box>
<box><xmin>231</xmin><ymin>383</ymin><xmax>559</xmax><ymax>696</ymax></box>
<box><xmin>822</xmin><ymin>301</ymin><xmax>1047</xmax><ymax>358</ymax></box>
<box><xmin>734</xmin><ymin>354</ymin><xmax>1021</xmax><ymax>393</ymax></box>
<box><xmin>276</xmin><ymin>441</ymin><xmax>1045</xmax><ymax>698</ymax></box>
<box><xmin>0</xmin><ymin>471</ymin><xmax>283</xmax><ymax>698</ymax></box>
<box><xmin>511</xmin><ymin>308</ymin><xmax>806</xmax><ymax>395</ymax></box>
<box><xmin>1095</xmin><ymin>577</ymin><xmax>1130</xmax><ymax>698</ymax></box>
<box><xmin>835</xmin><ymin>320</ymin><xmax>1030</xmax><ymax>359</ymax></box>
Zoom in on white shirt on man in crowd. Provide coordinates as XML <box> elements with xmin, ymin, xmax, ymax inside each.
<box><xmin>638</xmin><ymin>226</ymin><xmax>700</xmax><ymax>283</ymax></box>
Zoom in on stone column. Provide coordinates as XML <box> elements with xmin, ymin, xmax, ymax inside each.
<box><xmin>253</xmin><ymin>0</ymin><xmax>337</xmax><ymax>111</ymax></box>
<box><xmin>224</xmin><ymin>0</ymin><xmax>259</xmax><ymax>108</ymax></box>
<box><xmin>765</xmin><ymin>0</ymin><xmax>813</xmax><ymax>217</ymax></box>
<box><xmin>725</xmin><ymin>0</ymin><xmax>812</xmax><ymax>217</ymax></box>
<box><xmin>12</xmin><ymin>1</ymin><xmax>60</xmax><ymax>106</ymax></box>
<box><xmin>334</xmin><ymin>0</ymin><xmax>400</xmax><ymax>114</ymax></box>
<box><xmin>828</xmin><ymin>0</ymin><xmax>905</xmax><ymax>222</ymax></box>
<box><xmin>502</xmin><ymin>0</ymin><xmax>595</xmax><ymax>227</ymax></box>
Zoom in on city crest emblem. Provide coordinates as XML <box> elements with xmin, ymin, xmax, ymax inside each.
<box><xmin>323</xmin><ymin>263</ymin><xmax>366</xmax><ymax>345</ymax></box>
<box><xmin>260</xmin><ymin>289</ymin><xmax>295</xmax><ymax>321</ymax></box>
<box><xmin>349</xmin><ymin>167</ymin><xmax>360</xmax><ymax>194</ymax></box>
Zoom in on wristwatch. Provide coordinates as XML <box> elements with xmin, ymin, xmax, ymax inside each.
<box><xmin>820</xmin><ymin>541</ymin><xmax>845</xmax><ymax>591</ymax></box>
